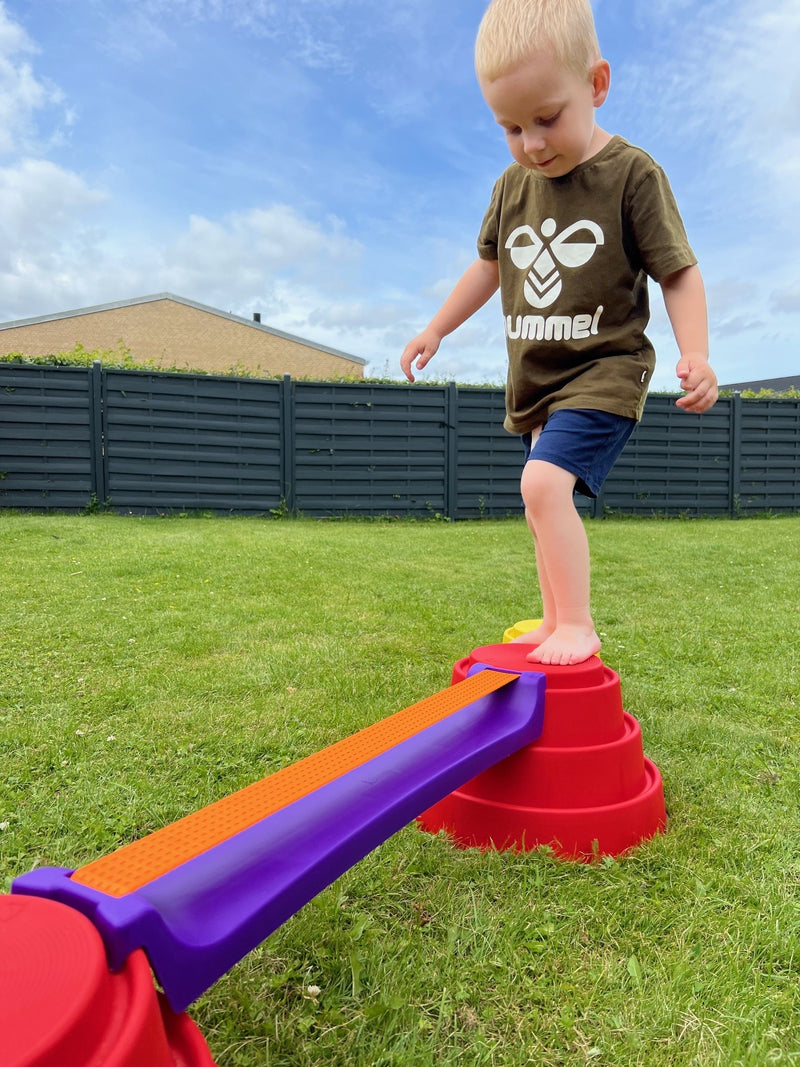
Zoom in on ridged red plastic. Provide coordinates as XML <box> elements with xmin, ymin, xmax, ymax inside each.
<box><xmin>456</xmin><ymin>712</ymin><xmax>646</xmax><ymax>809</ymax></box>
<box><xmin>422</xmin><ymin>642</ymin><xmax>666</xmax><ymax>859</ymax></box>
<box><xmin>0</xmin><ymin>894</ymin><xmax>216</xmax><ymax>1067</ymax></box>
<box><xmin>453</xmin><ymin>647</ymin><xmax>624</xmax><ymax>745</ymax></box>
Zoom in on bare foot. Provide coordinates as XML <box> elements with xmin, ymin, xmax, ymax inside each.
<box><xmin>511</xmin><ymin>622</ymin><xmax>553</xmax><ymax>645</ymax></box>
<box><xmin>526</xmin><ymin>626</ymin><xmax>601</xmax><ymax>666</ymax></box>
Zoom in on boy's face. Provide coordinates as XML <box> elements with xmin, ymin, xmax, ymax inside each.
<box><xmin>480</xmin><ymin>50</ymin><xmax>610</xmax><ymax>179</ymax></box>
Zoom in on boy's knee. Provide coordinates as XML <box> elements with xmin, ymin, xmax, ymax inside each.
<box><xmin>521</xmin><ymin>460</ymin><xmax>577</xmax><ymax>514</ymax></box>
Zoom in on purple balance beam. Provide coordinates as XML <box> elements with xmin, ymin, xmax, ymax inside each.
<box><xmin>13</xmin><ymin>666</ymin><xmax>544</xmax><ymax>1012</ymax></box>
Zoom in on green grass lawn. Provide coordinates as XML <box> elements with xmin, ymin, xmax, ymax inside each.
<box><xmin>1</xmin><ymin>512</ymin><xmax>798</xmax><ymax>1066</ymax></box>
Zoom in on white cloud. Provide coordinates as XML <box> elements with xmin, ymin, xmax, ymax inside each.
<box><xmin>0</xmin><ymin>158</ymin><xmax>105</xmax><ymax>249</ymax></box>
<box><xmin>0</xmin><ymin>2</ymin><xmax>71</xmax><ymax>156</ymax></box>
<box><xmin>0</xmin><ymin>159</ymin><xmax>109</xmax><ymax>312</ymax></box>
<box><xmin>152</xmin><ymin>204</ymin><xmax>365</xmax><ymax>313</ymax></box>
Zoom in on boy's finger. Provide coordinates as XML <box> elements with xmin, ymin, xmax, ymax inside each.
<box><xmin>678</xmin><ymin>384</ymin><xmax>716</xmax><ymax>412</ymax></box>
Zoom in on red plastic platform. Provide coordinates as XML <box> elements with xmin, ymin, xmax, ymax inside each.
<box><xmin>0</xmin><ymin>894</ymin><xmax>216</xmax><ymax>1067</ymax></box>
<box><xmin>418</xmin><ymin>643</ymin><xmax>666</xmax><ymax>859</ymax></box>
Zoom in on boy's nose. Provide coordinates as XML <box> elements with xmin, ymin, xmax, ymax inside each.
<box><xmin>522</xmin><ymin>129</ymin><xmax>547</xmax><ymax>155</ymax></box>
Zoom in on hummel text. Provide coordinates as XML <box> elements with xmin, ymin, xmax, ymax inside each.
<box><xmin>505</xmin><ymin>305</ymin><xmax>604</xmax><ymax>343</ymax></box>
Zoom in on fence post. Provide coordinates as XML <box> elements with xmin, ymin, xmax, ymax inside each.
<box><xmin>445</xmin><ymin>381</ymin><xmax>458</xmax><ymax>521</ymax></box>
<box><xmin>280</xmin><ymin>374</ymin><xmax>295</xmax><ymax>514</ymax></box>
<box><xmin>88</xmin><ymin>361</ymin><xmax>106</xmax><ymax>505</ymax></box>
<box><xmin>729</xmin><ymin>392</ymin><xmax>742</xmax><ymax>518</ymax></box>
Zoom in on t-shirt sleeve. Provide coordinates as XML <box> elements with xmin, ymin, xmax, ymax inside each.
<box><xmin>476</xmin><ymin>178</ymin><xmax>501</xmax><ymax>261</ymax></box>
<box><xmin>626</xmin><ymin>165</ymin><xmax>697</xmax><ymax>282</ymax></box>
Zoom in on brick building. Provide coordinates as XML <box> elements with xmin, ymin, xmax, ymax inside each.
<box><xmin>0</xmin><ymin>293</ymin><xmax>367</xmax><ymax>379</ymax></box>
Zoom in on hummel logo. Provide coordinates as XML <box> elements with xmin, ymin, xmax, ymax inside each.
<box><xmin>505</xmin><ymin>218</ymin><xmax>605</xmax><ymax>309</ymax></box>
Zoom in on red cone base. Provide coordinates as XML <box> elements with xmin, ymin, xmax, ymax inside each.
<box><xmin>0</xmin><ymin>894</ymin><xmax>216</xmax><ymax>1067</ymax></box>
<box><xmin>418</xmin><ymin>644</ymin><xmax>666</xmax><ymax>860</ymax></box>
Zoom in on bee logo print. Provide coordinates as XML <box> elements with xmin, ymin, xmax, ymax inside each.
<box><xmin>505</xmin><ymin>219</ymin><xmax>605</xmax><ymax>309</ymax></box>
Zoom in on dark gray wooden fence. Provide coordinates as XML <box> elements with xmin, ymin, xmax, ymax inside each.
<box><xmin>1</xmin><ymin>363</ymin><xmax>798</xmax><ymax>518</ymax></box>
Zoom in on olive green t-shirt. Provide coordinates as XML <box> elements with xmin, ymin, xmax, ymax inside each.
<box><xmin>477</xmin><ymin>136</ymin><xmax>696</xmax><ymax>431</ymax></box>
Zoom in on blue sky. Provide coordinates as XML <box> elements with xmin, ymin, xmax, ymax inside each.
<box><xmin>0</xmin><ymin>0</ymin><xmax>798</xmax><ymax>389</ymax></box>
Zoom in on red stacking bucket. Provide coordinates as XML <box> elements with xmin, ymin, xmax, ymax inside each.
<box><xmin>0</xmin><ymin>894</ymin><xmax>217</xmax><ymax>1067</ymax></box>
<box><xmin>419</xmin><ymin>643</ymin><xmax>666</xmax><ymax>859</ymax></box>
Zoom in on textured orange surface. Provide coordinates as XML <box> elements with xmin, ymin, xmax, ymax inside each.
<box><xmin>73</xmin><ymin>670</ymin><xmax>518</xmax><ymax>898</ymax></box>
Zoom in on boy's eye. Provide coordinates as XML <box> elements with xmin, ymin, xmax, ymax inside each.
<box><xmin>505</xmin><ymin>126</ymin><xmax>522</xmax><ymax>137</ymax></box>
<box><xmin>539</xmin><ymin>112</ymin><xmax>561</xmax><ymax>128</ymax></box>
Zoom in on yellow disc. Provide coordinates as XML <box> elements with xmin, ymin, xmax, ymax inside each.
<box><xmin>502</xmin><ymin>619</ymin><xmax>543</xmax><ymax>643</ymax></box>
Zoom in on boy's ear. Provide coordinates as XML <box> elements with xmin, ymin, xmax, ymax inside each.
<box><xmin>590</xmin><ymin>59</ymin><xmax>611</xmax><ymax>107</ymax></box>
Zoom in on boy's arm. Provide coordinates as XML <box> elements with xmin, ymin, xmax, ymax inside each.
<box><xmin>401</xmin><ymin>258</ymin><xmax>500</xmax><ymax>382</ymax></box>
<box><xmin>659</xmin><ymin>264</ymin><xmax>718</xmax><ymax>413</ymax></box>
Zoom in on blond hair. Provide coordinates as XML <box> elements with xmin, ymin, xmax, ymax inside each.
<box><xmin>475</xmin><ymin>0</ymin><xmax>601</xmax><ymax>83</ymax></box>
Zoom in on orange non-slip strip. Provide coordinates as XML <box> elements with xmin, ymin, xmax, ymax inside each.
<box><xmin>73</xmin><ymin>669</ymin><xmax>518</xmax><ymax>898</ymax></box>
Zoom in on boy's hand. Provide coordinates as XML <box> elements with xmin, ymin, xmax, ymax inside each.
<box><xmin>675</xmin><ymin>356</ymin><xmax>718</xmax><ymax>413</ymax></box>
<box><xmin>400</xmin><ymin>329</ymin><xmax>442</xmax><ymax>383</ymax></box>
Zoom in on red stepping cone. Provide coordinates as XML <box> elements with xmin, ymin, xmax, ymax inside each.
<box><xmin>419</xmin><ymin>643</ymin><xmax>667</xmax><ymax>859</ymax></box>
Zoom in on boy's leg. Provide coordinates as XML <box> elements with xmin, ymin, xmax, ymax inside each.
<box><xmin>514</xmin><ymin>511</ymin><xmax>557</xmax><ymax>646</ymax></box>
<box><xmin>512</xmin><ymin>409</ymin><xmax>635</xmax><ymax>664</ymax></box>
<box><xmin>513</xmin><ymin>425</ymin><xmax>557</xmax><ymax>646</ymax></box>
<box><xmin>521</xmin><ymin>459</ymin><xmax>600</xmax><ymax>666</ymax></box>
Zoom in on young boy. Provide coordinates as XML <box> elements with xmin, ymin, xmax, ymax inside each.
<box><xmin>400</xmin><ymin>0</ymin><xmax>717</xmax><ymax>666</ymax></box>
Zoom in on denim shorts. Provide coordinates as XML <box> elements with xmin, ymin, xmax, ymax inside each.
<box><xmin>522</xmin><ymin>408</ymin><xmax>636</xmax><ymax>498</ymax></box>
